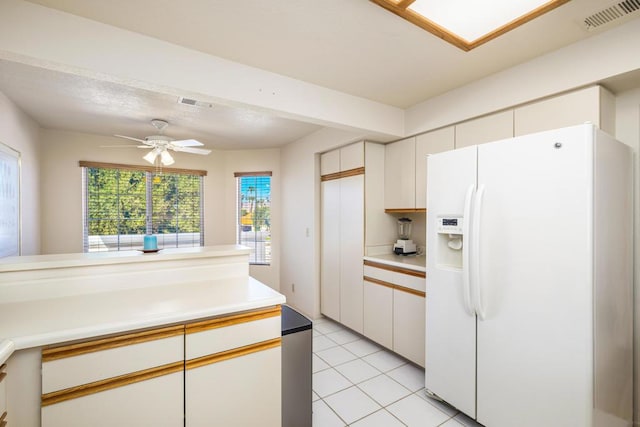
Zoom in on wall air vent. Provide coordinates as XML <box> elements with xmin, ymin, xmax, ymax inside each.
<box><xmin>177</xmin><ymin>97</ymin><xmax>213</xmax><ymax>108</ymax></box>
<box><xmin>583</xmin><ymin>0</ymin><xmax>640</xmax><ymax>30</ymax></box>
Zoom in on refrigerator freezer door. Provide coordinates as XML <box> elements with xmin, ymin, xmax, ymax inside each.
<box><xmin>426</xmin><ymin>146</ymin><xmax>477</xmax><ymax>417</ymax></box>
<box><xmin>475</xmin><ymin>126</ymin><xmax>593</xmax><ymax>427</ymax></box>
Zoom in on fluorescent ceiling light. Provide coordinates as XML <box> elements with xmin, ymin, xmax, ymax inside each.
<box><xmin>370</xmin><ymin>0</ymin><xmax>570</xmax><ymax>50</ymax></box>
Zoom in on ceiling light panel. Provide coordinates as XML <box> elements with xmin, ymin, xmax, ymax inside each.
<box><xmin>371</xmin><ymin>0</ymin><xmax>570</xmax><ymax>50</ymax></box>
<box><xmin>408</xmin><ymin>0</ymin><xmax>552</xmax><ymax>42</ymax></box>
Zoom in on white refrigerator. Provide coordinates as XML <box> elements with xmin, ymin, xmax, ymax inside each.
<box><xmin>425</xmin><ymin>124</ymin><xmax>633</xmax><ymax>427</ymax></box>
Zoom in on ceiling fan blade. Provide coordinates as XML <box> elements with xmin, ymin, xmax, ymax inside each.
<box><xmin>171</xmin><ymin>139</ymin><xmax>203</xmax><ymax>147</ymax></box>
<box><xmin>173</xmin><ymin>147</ymin><xmax>211</xmax><ymax>155</ymax></box>
<box><xmin>114</xmin><ymin>134</ymin><xmax>148</xmax><ymax>144</ymax></box>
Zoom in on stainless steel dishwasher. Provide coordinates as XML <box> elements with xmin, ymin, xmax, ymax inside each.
<box><xmin>281</xmin><ymin>304</ymin><xmax>312</xmax><ymax>427</ymax></box>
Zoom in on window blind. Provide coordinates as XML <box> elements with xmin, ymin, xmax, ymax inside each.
<box><xmin>81</xmin><ymin>162</ymin><xmax>204</xmax><ymax>252</ymax></box>
<box><xmin>235</xmin><ymin>172</ymin><xmax>272</xmax><ymax>265</ymax></box>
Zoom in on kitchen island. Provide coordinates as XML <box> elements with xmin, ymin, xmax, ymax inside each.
<box><xmin>0</xmin><ymin>245</ymin><xmax>285</xmax><ymax>426</ymax></box>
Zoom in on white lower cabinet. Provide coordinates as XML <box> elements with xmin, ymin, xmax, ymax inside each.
<box><xmin>186</xmin><ymin>347</ymin><xmax>281</xmax><ymax>427</ymax></box>
<box><xmin>40</xmin><ymin>306</ymin><xmax>282</xmax><ymax>427</ymax></box>
<box><xmin>42</xmin><ymin>372</ymin><xmax>183</xmax><ymax>427</ymax></box>
<box><xmin>363</xmin><ymin>280</ymin><xmax>393</xmax><ymax>349</ymax></box>
<box><xmin>185</xmin><ymin>306</ymin><xmax>282</xmax><ymax>427</ymax></box>
<box><xmin>393</xmin><ymin>290</ymin><xmax>425</xmax><ymax>366</ymax></box>
<box><xmin>363</xmin><ymin>261</ymin><xmax>426</xmax><ymax>367</ymax></box>
<box><xmin>41</xmin><ymin>325</ymin><xmax>185</xmax><ymax>427</ymax></box>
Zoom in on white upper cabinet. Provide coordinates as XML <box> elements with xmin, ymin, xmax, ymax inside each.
<box><xmin>415</xmin><ymin>126</ymin><xmax>454</xmax><ymax>210</ymax></box>
<box><xmin>384</xmin><ymin>137</ymin><xmax>416</xmax><ymax>210</ymax></box>
<box><xmin>455</xmin><ymin>110</ymin><xmax>514</xmax><ymax>149</ymax></box>
<box><xmin>320</xmin><ymin>149</ymin><xmax>340</xmax><ymax>176</ymax></box>
<box><xmin>340</xmin><ymin>141</ymin><xmax>364</xmax><ymax>171</ymax></box>
<box><xmin>514</xmin><ymin>85</ymin><xmax>615</xmax><ymax>136</ymax></box>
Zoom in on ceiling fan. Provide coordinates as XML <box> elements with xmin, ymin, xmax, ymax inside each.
<box><xmin>109</xmin><ymin>119</ymin><xmax>211</xmax><ymax>166</ymax></box>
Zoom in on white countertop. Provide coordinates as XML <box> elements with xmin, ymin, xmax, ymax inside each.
<box><xmin>0</xmin><ymin>276</ymin><xmax>284</xmax><ymax>353</ymax></box>
<box><xmin>363</xmin><ymin>253</ymin><xmax>426</xmax><ymax>272</ymax></box>
<box><xmin>0</xmin><ymin>245</ymin><xmax>250</xmax><ymax>273</ymax></box>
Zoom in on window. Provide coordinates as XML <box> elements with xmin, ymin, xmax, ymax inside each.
<box><xmin>81</xmin><ymin>161</ymin><xmax>206</xmax><ymax>252</ymax></box>
<box><xmin>235</xmin><ymin>172</ymin><xmax>272</xmax><ymax>265</ymax></box>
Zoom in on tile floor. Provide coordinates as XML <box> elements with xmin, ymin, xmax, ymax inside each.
<box><xmin>312</xmin><ymin>316</ymin><xmax>482</xmax><ymax>427</ymax></box>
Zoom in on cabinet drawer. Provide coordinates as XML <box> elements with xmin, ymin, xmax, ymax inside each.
<box><xmin>364</xmin><ymin>263</ymin><xmax>426</xmax><ymax>293</ymax></box>
<box><xmin>42</xmin><ymin>325</ymin><xmax>184</xmax><ymax>394</ymax></box>
<box><xmin>185</xmin><ymin>306</ymin><xmax>281</xmax><ymax>360</ymax></box>
<box><xmin>42</xmin><ymin>371</ymin><xmax>183</xmax><ymax>427</ymax></box>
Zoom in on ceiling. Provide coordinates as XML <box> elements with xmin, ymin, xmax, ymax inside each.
<box><xmin>1</xmin><ymin>0</ymin><xmax>638</xmax><ymax>149</ymax></box>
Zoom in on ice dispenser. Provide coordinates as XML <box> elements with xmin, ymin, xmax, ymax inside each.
<box><xmin>436</xmin><ymin>215</ymin><xmax>463</xmax><ymax>268</ymax></box>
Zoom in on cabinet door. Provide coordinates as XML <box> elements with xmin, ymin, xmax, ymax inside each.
<box><xmin>385</xmin><ymin>137</ymin><xmax>416</xmax><ymax>210</ymax></box>
<box><xmin>393</xmin><ymin>289</ymin><xmax>426</xmax><ymax>367</ymax></box>
<box><xmin>455</xmin><ymin>110</ymin><xmax>514</xmax><ymax>149</ymax></box>
<box><xmin>340</xmin><ymin>141</ymin><xmax>364</xmax><ymax>171</ymax></box>
<box><xmin>320</xmin><ymin>149</ymin><xmax>340</xmax><ymax>176</ymax></box>
<box><xmin>514</xmin><ymin>85</ymin><xmax>614</xmax><ymax>136</ymax></box>
<box><xmin>321</xmin><ymin>179</ymin><xmax>341</xmax><ymax>320</ymax></box>
<box><xmin>339</xmin><ymin>175</ymin><xmax>364</xmax><ymax>333</ymax></box>
<box><xmin>41</xmin><ymin>326</ymin><xmax>185</xmax><ymax>427</ymax></box>
<box><xmin>186</xmin><ymin>347</ymin><xmax>281</xmax><ymax>427</ymax></box>
<box><xmin>363</xmin><ymin>280</ymin><xmax>393</xmax><ymax>349</ymax></box>
<box><xmin>415</xmin><ymin>126</ymin><xmax>454</xmax><ymax>209</ymax></box>
<box><xmin>42</xmin><ymin>372</ymin><xmax>183</xmax><ymax>427</ymax></box>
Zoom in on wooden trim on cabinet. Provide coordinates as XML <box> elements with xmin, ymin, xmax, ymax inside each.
<box><xmin>42</xmin><ymin>325</ymin><xmax>185</xmax><ymax>362</ymax></box>
<box><xmin>186</xmin><ymin>305</ymin><xmax>281</xmax><ymax>335</ymax></box>
<box><xmin>41</xmin><ymin>361</ymin><xmax>184</xmax><ymax>407</ymax></box>
<box><xmin>364</xmin><ymin>260</ymin><xmax>426</xmax><ymax>278</ymax></box>
<box><xmin>384</xmin><ymin>208</ymin><xmax>426</xmax><ymax>213</ymax></box>
<box><xmin>321</xmin><ymin>167</ymin><xmax>365</xmax><ymax>181</ymax></box>
<box><xmin>363</xmin><ymin>276</ymin><xmax>395</xmax><ymax>290</ymax></box>
<box><xmin>185</xmin><ymin>338</ymin><xmax>282</xmax><ymax>370</ymax></box>
<box><xmin>364</xmin><ymin>276</ymin><xmax>426</xmax><ymax>298</ymax></box>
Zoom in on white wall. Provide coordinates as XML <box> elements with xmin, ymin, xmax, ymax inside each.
<box><xmin>38</xmin><ymin>129</ymin><xmax>282</xmax><ymax>290</ymax></box>
<box><xmin>406</xmin><ymin>18</ymin><xmax>640</xmax><ymax>136</ymax></box>
<box><xmin>280</xmin><ymin>127</ymin><xmax>367</xmax><ymax>318</ymax></box>
<box><xmin>0</xmin><ymin>91</ymin><xmax>40</xmax><ymax>255</ymax></box>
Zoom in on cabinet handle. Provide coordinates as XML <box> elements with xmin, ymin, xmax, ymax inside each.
<box><xmin>186</xmin><ymin>338</ymin><xmax>281</xmax><ymax>370</ymax></box>
<box><xmin>41</xmin><ymin>361</ymin><xmax>183</xmax><ymax>407</ymax></box>
<box><xmin>363</xmin><ymin>260</ymin><xmax>426</xmax><ymax>278</ymax></box>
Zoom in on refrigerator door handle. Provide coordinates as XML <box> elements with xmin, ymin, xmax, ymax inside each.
<box><xmin>462</xmin><ymin>184</ymin><xmax>475</xmax><ymax>316</ymax></box>
<box><xmin>472</xmin><ymin>184</ymin><xmax>487</xmax><ymax>320</ymax></box>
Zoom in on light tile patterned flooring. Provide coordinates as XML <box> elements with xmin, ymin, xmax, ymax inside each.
<box><xmin>312</xmin><ymin>317</ymin><xmax>483</xmax><ymax>427</ymax></box>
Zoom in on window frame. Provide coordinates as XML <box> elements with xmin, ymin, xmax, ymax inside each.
<box><xmin>80</xmin><ymin>161</ymin><xmax>206</xmax><ymax>252</ymax></box>
<box><xmin>235</xmin><ymin>171</ymin><xmax>272</xmax><ymax>265</ymax></box>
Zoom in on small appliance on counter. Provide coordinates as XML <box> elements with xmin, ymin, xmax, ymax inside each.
<box><xmin>393</xmin><ymin>217</ymin><xmax>417</xmax><ymax>255</ymax></box>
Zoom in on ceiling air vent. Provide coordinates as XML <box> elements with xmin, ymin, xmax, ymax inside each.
<box><xmin>177</xmin><ymin>97</ymin><xmax>213</xmax><ymax>108</ymax></box>
<box><xmin>583</xmin><ymin>0</ymin><xmax>640</xmax><ymax>30</ymax></box>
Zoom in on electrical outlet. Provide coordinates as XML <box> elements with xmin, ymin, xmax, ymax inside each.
<box><xmin>291</xmin><ymin>283</ymin><xmax>295</xmax><ymax>293</ymax></box>
<box><xmin>305</xmin><ymin>227</ymin><xmax>310</xmax><ymax>237</ymax></box>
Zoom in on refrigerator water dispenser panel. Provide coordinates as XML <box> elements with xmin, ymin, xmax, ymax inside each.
<box><xmin>436</xmin><ymin>215</ymin><xmax>463</xmax><ymax>269</ymax></box>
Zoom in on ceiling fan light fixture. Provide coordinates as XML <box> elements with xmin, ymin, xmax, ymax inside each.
<box><xmin>160</xmin><ymin>150</ymin><xmax>175</xmax><ymax>166</ymax></box>
<box><xmin>143</xmin><ymin>147</ymin><xmax>162</xmax><ymax>164</ymax></box>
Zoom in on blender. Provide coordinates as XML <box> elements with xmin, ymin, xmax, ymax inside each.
<box><xmin>393</xmin><ymin>217</ymin><xmax>417</xmax><ymax>255</ymax></box>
